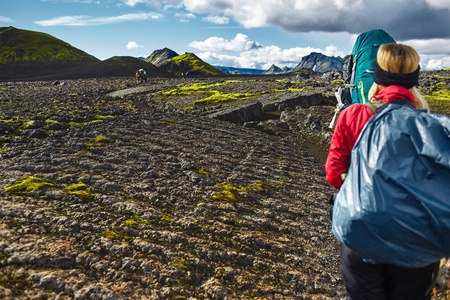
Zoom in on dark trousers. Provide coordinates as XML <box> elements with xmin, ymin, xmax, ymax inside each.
<box><xmin>340</xmin><ymin>244</ymin><xmax>439</xmax><ymax>300</ymax></box>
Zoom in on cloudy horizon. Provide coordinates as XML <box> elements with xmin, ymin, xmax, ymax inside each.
<box><xmin>1</xmin><ymin>0</ymin><xmax>449</xmax><ymax>70</ymax></box>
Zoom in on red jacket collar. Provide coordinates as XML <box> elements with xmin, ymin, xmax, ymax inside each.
<box><xmin>373</xmin><ymin>85</ymin><xmax>415</xmax><ymax>104</ymax></box>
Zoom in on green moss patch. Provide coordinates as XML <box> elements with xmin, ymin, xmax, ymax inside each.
<box><xmin>5</xmin><ymin>176</ymin><xmax>53</xmax><ymax>195</ymax></box>
<box><xmin>427</xmin><ymin>85</ymin><xmax>450</xmax><ymax>102</ymax></box>
<box><xmin>193</xmin><ymin>91</ymin><xmax>256</xmax><ymax>108</ymax></box>
<box><xmin>93</xmin><ymin>135</ymin><xmax>111</xmax><ymax>143</ymax></box>
<box><xmin>196</xmin><ymin>169</ymin><xmax>210</xmax><ymax>175</ymax></box>
<box><xmin>19</xmin><ymin>120</ymin><xmax>35</xmax><ymax>130</ymax></box>
<box><xmin>64</xmin><ymin>181</ymin><xmax>96</xmax><ymax>200</ymax></box>
<box><xmin>101</xmin><ymin>230</ymin><xmax>121</xmax><ymax>239</ymax></box>
<box><xmin>158</xmin><ymin>80</ymin><xmax>263</xmax><ymax>109</ymax></box>
<box><xmin>212</xmin><ymin>181</ymin><xmax>288</xmax><ymax>204</ymax></box>
<box><xmin>424</xmin><ymin>81</ymin><xmax>450</xmax><ymax>117</ymax></box>
<box><xmin>101</xmin><ymin>230</ymin><xmax>133</xmax><ymax>240</ymax></box>
<box><xmin>124</xmin><ymin>215</ymin><xmax>153</xmax><ymax>228</ymax></box>
<box><xmin>83</xmin><ymin>136</ymin><xmax>112</xmax><ymax>151</ymax></box>
<box><xmin>172</xmin><ymin>259</ymin><xmax>188</xmax><ymax>270</ymax></box>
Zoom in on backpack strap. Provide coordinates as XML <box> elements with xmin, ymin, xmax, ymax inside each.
<box><xmin>364</xmin><ymin>99</ymin><xmax>415</xmax><ymax>115</ymax></box>
<box><xmin>364</xmin><ymin>100</ymin><xmax>387</xmax><ymax>115</ymax></box>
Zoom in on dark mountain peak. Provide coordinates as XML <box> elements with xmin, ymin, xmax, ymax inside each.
<box><xmin>263</xmin><ymin>64</ymin><xmax>283</xmax><ymax>75</ymax></box>
<box><xmin>146</xmin><ymin>48</ymin><xmax>179</xmax><ymax>66</ymax></box>
<box><xmin>293</xmin><ymin>52</ymin><xmax>343</xmax><ymax>73</ymax></box>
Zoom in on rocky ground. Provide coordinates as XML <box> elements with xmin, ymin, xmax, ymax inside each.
<box><xmin>1</xmin><ymin>72</ymin><xmax>449</xmax><ymax>299</ymax></box>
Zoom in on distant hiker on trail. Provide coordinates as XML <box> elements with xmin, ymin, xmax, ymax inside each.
<box><xmin>326</xmin><ymin>43</ymin><xmax>445</xmax><ymax>300</ymax></box>
<box><xmin>136</xmin><ymin>69</ymin><xmax>147</xmax><ymax>84</ymax></box>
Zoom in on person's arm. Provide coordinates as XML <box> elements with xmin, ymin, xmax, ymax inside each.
<box><xmin>325</xmin><ymin>105</ymin><xmax>374</xmax><ymax>189</ymax></box>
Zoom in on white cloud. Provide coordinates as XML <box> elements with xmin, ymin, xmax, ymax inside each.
<box><xmin>193</xmin><ymin>34</ymin><xmax>344</xmax><ymax>70</ymax></box>
<box><xmin>126</xmin><ymin>41</ymin><xmax>144</xmax><ymax>49</ymax></box>
<box><xmin>121</xmin><ymin>0</ymin><xmax>181</xmax><ymax>7</ymax></box>
<box><xmin>424</xmin><ymin>0</ymin><xmax>450</xmax><ymax>10</ymax></box>
<box><xmin>424</xmin><ymin>59</ymin><xmax>447</xmax><ymax>70</ymax></box>
<box><xmin>35</xmin><ymin>12</ymin><xmax>163</xmax><ymax>26</ymax></box>
<box><xmin>324</xmin><ymin>45</ymin><xmax>345</xmax><ymax>58</ymax></box>
<box><xmin>121</xmin><ymin>0</ymin><xmax>159</xmax><ymax>6</ymax></box>
<box><xmin>418</xmin><ymin>54</ymin><xmax>450</xmax><ymax>70</ymax></box>
<box><xmin>189</xmin><ymin>34</ymin><xmax>261</xmax><ymax>52</ymax></box>
<box><xmin>189</xmin><ymin>33</ymin><xmax>347</xmax><ymax>69</ymax></box>
<box><xmin>175</xmin><ymin>12</ymin><xmax>196</xmax><ymax>18</ymax></box>
<box><xmin>175</xmin><ymin>12</ymin><xmax>196</xmax><ymax>22</ymax></box>
<box><xmin>197</xmin><ymin>51</ymin><xmax>245</xmax><ymax>68</ymax></box>
<box><xmin>401</xmin><ymin>38</ymin><xmax>450</xmax><ymax>55</ymax></box>
<box><xmin>202</xmin><ymin>15</ymin><xmax>230</xmax><ymax>24</ymax></box>
<box><xmin>0</xmin><ymin>16</ymin><xmax>14</xmax><ymax>23</ymax></box>
<box><xmin>399</xmin><ymin>38</ymin><xmax>450</xmax><ymax>70</ymax></box>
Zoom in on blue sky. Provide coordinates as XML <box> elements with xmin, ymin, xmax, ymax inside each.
<box><xmin>1</xmin><ymin>0</ymin><xmax>450</xmax><ymax>70</ymax></box>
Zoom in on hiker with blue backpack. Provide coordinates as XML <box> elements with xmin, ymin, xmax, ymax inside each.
<box><xmin>326</xmin><ymin>40</ymin><xmax>450</xmax><ymax>300</ymax></box>
<box><xmin>326</xmin><ymin>43</ymin><xmax>429</xmax><ymax>189</ymax></box>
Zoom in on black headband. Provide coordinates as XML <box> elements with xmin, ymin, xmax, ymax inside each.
<box><xmin>373</xmin><ymin>60</ymin><xmax>420</xmax><ymax>89</ymax></box>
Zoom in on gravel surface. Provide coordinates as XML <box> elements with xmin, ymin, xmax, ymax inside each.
<box><xmin>1</xmin><ymin>73</ymin><xmax>449</xmax><ymax>299</ymax></box>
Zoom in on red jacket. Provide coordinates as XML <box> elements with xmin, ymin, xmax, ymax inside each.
<box><xmin>325</xmin><ymin>86</ymin><xmax>415</xmax><ymax>189</ymax></box>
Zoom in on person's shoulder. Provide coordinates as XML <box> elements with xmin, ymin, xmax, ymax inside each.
<box><xmin>337</xmin><ymin>104</ymin><xmax>374</xmax><ymax>128</ymax></box>
<box><xmin>341</xmin><ymin>104</ymin><xmax>373</xmax><ymax>118</ymax></box>
<box><xmin>345</xmin><ymin>103</ymin><xmax>372</xmax><ymax>112</ymax></box>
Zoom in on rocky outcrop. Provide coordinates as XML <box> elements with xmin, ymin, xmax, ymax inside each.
<box><xmin>205</xmin><ymin>92</ymin><xmax>334</xmax><ymax>152</ymax></box>
<box><xmin>208</xmin><ymin>101</ymin><xmax>264</xmax><ymax>124</ymax></box>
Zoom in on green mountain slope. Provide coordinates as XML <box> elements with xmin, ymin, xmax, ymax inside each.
<box><xmin>158</xmin><ymin>53</ymin><xmax>226</xmax><ymax>76</ymax></box>
<box><xmin>0</xmin><ymin>26</ymin><xmax>98</xmax><ymax>65</ymax></box>
<box><xmin>0</xmin><ymin>27</ymin><xmax>172</xmax><ymax>80</ymax></box>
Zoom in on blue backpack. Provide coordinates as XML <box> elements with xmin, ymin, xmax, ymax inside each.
<box><xmin>332</xmin><ymin>103</ymin><xmax>450</xmax><ymax>267</ymax></box>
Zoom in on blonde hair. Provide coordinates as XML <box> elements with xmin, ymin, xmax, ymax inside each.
<box><xmin>368</xmin><ymin>43</ymin><xmax>429</xmax><ymax>111</ymax></box>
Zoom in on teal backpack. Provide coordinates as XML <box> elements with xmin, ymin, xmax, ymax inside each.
<box><xmin>350</xmin><ymin>29</ymin><xmax>396</xmax><ymax>104</ymax></box>
<box><xmin>330</xmin><ymin>29</ymin><xmax>396</xmax><ymax>128</ymax></box>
